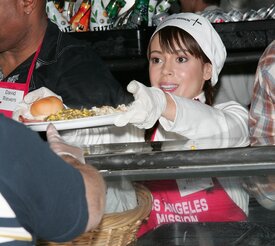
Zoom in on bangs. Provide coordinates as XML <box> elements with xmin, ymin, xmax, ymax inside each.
<box><xmin>156</xmin><ymin>26</ymin><xmax>210</xmax><ymax>64</ymax></box>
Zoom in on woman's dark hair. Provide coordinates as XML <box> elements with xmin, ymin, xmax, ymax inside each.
<box><xmin>145</xmin><ymin>26</ymin><xmax>215</xmax><ymax>142</ymax></box>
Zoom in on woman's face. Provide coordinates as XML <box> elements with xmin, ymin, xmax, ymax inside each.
<box><xmin>149</xmin><ymin>33</ymin><xmax>212</xmax><ymax>99</ymax></box>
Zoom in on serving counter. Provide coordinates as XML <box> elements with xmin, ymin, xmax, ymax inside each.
<box><xmin>84</xmin><ymin>141</ymin><xmax>275</xmax><ymax>181</ymax></box>
<box><xmin>84</xmin><ymin>142</ymin><xmax>275</xmax><ymax>245</ymax></box>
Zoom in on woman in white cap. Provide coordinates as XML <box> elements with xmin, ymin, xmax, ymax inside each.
<box><xmin>114</xmin><ymin>12</ymin><xmax>250</xmax><ymax>237</ymax></box>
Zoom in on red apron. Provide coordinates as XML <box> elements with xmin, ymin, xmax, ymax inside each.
<box><xmin>137</xmin><ymin>129</ymin><xmax>247</xmax><ymax>238</ymax></box>
<box><xmin>137</xmin><ymin>179</ymin><xmax>247</xmax><ymax>237</ymax></box>
<box><xmin>0</xmin><ymin>45</ymin><xmax>42</xmax><ymax>118</ymax></box>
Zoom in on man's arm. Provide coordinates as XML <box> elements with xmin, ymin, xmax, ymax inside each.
<box><xmin>249</xmin><ymin>40</ymin><xmax>275</xmax><ymax>141</ymax></box>
<box><xmin>0</xmin><ymin>116</ymin><xmax>105</xmax><ymax>241</ymax></box>
<box><xmin>61</xmin><ymin>155</ymin><xmax>106</xmax><ymax>231</ymax></box>
<box><xmin>46</xmin><ymin>123</ymin><xmax>106</xmax><ymax>231</ymax></box>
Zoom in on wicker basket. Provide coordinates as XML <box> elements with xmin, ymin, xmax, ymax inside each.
<box><xmin>37</xmin><ymin>183</ymin><xmax>152</xmax><ymax>246</ymax></box>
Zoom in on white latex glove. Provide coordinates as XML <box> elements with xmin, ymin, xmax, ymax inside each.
<box><xmin>12</xmin><ymin>87</ymin><xmax>62</xmax><ymax>121</ymax></box>
<box><xmin>114</xmin><ymin>80</ymin><xmax>167</xmax><ymax>129</ymax></box>
<box><xmin>46</xmin><ymin>123</ymin><xmax>85</xmax><ymax>164</ymax></box>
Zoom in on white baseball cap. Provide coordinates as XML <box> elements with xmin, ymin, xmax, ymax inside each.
<box><xmin>151</xmin><ymin>13</ymin><xmax>227</xmax><ymax>86</ymax></box>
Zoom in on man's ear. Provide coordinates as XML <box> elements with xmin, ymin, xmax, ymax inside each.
<box><xmin>203</xmin><ymin>63</ymin><xmax>212</xmax><ymax>81</ymax></box>
<box><xmin>21</xmin><ymin>0</ymin><xmax>37</xmax><ymax>15</ymax></box>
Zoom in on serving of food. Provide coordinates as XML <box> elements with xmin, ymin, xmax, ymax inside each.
<box><xmin>45</xmin><ymin>105</ymin><xmax>128</xmax><ymax>121</ymax></box>
<box><xmin>20</xmin><ymin>96</ymin><xmax>128</xmax><ymax>131</ymax></box>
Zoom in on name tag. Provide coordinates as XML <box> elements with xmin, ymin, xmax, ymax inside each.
<box><xmin>0</xmin><ymin>88</ymin><xmax>24</xmax><ymax>111</ymax></box>
<box><xmin>177</xmin><ymin>178</ymin><xmax>214</xmax><ymax>197</ymax></box>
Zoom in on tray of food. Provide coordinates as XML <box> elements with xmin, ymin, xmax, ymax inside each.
<box><xmin>20</xmin><ymin>96</ymin><xmax>127</xmax><ymax>132</ymax></box>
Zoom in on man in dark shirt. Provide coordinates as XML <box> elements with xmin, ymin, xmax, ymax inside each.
<box><xmin>0</xmin><ymin>0</ymin><xmax>132</xmax><ymax>113</ymax></box>
<box><xmin>0</xmin><ymin>115</ymin><xmax>106</xmax><ymax>245</ymax></box>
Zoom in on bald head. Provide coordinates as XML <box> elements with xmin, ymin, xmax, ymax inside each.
<box><xmin>0</xmin><ymin>0</ymin><xmax>48</xmax><ymax>65</ymax></box>
<box><xmin>179</xmin><ymin>0</ymin><xmax>220</xmax><ymax>13</ymax></box>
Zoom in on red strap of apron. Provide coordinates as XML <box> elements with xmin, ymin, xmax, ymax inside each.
<box><xmin>0</xmin><ymin>43</ymin><xmax>43</xmax><ymax>118</ymax></box>
<box><xmin>24</xmin><ymin>43</ymin><xmax>43</xmax><ymax>95</ymax></box>
<box><xmin>0</xmin><ymin>43</ymin><xmax>42</xmax><ymax>94</ymax></box>
<box><xmin>150</xmin><ymin>127</ymin><xmax>158</xmax><ymax>141</ymax></box>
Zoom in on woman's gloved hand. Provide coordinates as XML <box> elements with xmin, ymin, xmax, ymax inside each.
<box><xmin>46</xmin><ymin>123</ymin><xmax>85</xmax><ymax>164</ymax></box>
<box><xmin>114</xmin><ymin>80</ymin><xmax>167</xmax><ymax>129</ymax></box>
<box><xmin>12</xmin><ymin>87</ymin><xmax>62</xmax><ymax>121</ymax></box>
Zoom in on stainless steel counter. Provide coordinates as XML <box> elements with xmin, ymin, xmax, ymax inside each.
<box><xmin>84</xmin><ymin>142</ymin><xmax>275</xmax><ymax>181</ymax></box>
<box><xmin>84</xmin><ymin>141</ymin><xmax>275</xmax><ymax>245</ymax></box>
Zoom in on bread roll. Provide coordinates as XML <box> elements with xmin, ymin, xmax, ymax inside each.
<box><xmin>30</xmin><ymin>96</ymin><xmax>64</xmax><ymax>117</ymax></box>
